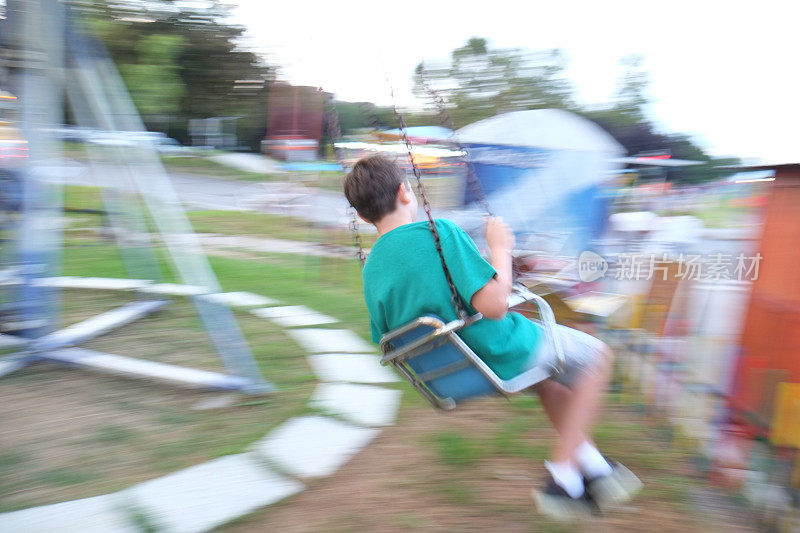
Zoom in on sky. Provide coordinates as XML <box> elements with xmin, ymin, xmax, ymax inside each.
<box><xmin>228</xmin><ymin>0</ymin><xmax>799</xmax><ymax>164</ymax></box>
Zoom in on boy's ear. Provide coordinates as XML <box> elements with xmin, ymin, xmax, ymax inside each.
<box><xmin>397</xmin><ymin>182</ymin><xmax>413</xmax><ymax>204</ymax></box>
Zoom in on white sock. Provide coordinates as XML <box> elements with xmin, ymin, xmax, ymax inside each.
<box><xmin>545</xmin><ymin>460</ymin><xmax>585</xmax><ymax>498</ymax></box>
<box><xmin>574</xmin><ymin>441</ymin><xmax>613</xmax><ymax>478</ymax></box>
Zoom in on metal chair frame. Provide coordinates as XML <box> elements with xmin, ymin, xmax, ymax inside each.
<box><xmin>380</xmin><ymin>285</ymin><xmax>566</xmax><ymax>409</ymax></box>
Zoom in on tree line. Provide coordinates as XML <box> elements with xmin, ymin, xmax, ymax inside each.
<box><xmin>76</xmin><ymin>3</ymin><xmax>735</xmax><ymax>183</ymax></box>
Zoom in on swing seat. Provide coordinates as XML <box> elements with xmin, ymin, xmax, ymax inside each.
<box><xmin>380</xmin><ymin>287</ymin><xmax>565</xmax><ymax>410</ymax></box>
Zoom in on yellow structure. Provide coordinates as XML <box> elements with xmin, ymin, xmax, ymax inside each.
<box><xmin>770</xmin><ymin>382</ymin><xmax>800</xmax><ymax>449</ymax></box>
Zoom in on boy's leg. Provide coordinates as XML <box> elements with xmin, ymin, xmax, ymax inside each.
<box><xmin>536</xmin><ymin>346</ymin><xmax>611</xmax><ymax>463</ymax></box>
<box><xmin>531</xmin><ymin>326</ymin><xmax>641</xmax><ymax>515</ymax></box>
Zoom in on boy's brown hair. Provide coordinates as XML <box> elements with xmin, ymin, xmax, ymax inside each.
<box><xmin>343</xmin><ymin>154</ymin><xmax>408</xmax><ymax>223</ymax></box>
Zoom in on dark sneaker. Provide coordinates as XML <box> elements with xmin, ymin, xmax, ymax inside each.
<box><xmin>584</xmin><ymin>462</ymin><xmax>643</xmax><ymax>509</ymax></box>
<box><xmin>532</xmin><ymin>476</ymin><xmax>595</xmax><ymax>521</ymax></box>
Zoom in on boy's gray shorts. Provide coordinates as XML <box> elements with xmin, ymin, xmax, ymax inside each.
<box><xmin>531</xmin><ymin>324</ymin><xmax>609</xmax><ymax>388</ymax></box>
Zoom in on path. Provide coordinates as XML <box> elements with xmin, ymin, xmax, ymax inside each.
<box><xmin>0</xmin><ymin>277</ymin><xmax>401</xmax><ymax>533</ymax></box>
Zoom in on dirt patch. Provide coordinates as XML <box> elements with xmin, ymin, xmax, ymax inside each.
<box><xmin>222</xmin><ymin>398</ymin><xmax>758</xmax><ymax>533</ymax></box>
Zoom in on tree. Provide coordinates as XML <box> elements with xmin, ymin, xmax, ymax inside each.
<box><xmin>117</xmin><ymin>34</ymin><xmax>185</xmax><ymax>127</ymax></box>
<box><xmin>413</xmin><ymin>37</ymin><xmax>574</xmax><ymax>127</ymax></box>
<box><xmin>419</xmin><ymin>39</ymin><xmax>738</xmax><ymax>183</ymax></box>
<box><xmin>75</xmin><ymin>0</ymin><xmax>271</xmax><ymax>147</ymax></box>
<box><xmin>612</xmin><ymin>54</ymin><xmax>650</xmax><ymax>124</ymax></box>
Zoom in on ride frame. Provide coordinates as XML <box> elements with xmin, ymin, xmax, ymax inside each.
<box><xmin>0</xmin><ymin>0</ymin><xmax>271</xmax><ymax>394</ymax></box>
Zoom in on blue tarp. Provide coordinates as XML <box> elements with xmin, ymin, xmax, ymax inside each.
<box><xmin>381</xmin><ymin>126</ymin><xmax>453</xmax><ymax>142</ymax></box>
<box><xmin>280</xmin><ymin>161</ymin><xmax>343</xmax><ymax>172</ymax></box>
<box><xmin>454</xmin><ymin>110</ymin><xmax>624</xmax><ymax>255</ymax></box>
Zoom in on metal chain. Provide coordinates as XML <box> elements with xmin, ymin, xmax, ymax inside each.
<box><xmin>417</xmin><ymin>73</ymin><xmax>493</xmax><ymax>217</ymax></box>
<box><xmin>418</xmin><ymin>68</ymin><xmax>527</xmax><ymax>279</ymax></box>
<box><xmin>390</xmin><ymin>84</ymin><xmax>468</xmax><ymax>320</ymax></box>
<box><xmin>348</xmin><ymin>207</ymin><xmax>367</xmax><ymax>264</ymax></box>
<box><xmin>323</xmin><ymin>90</ymin><xmax>366</xmax><ymax>265</ymax></box>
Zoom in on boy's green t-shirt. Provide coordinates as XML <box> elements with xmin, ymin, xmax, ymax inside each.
<box><xmin>362</xmin><ymin>218</ymin><xmax>542</xmax><ymax>380</ymax></box>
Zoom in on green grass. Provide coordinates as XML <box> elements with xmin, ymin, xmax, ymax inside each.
<box><xmin>61</xmin><ymin>184</ymin><xmax>377</xmax><ymax>248</ymax></box>
<box><xmin>437</xmin><ymin>479</ymin><xmax>477</xmax><ymax>505</ymax></box>
<box><xmin>491</xmin><ymin>418</ymin><xmax>548</xmax><ymax>459</ymax></box>
<box><xmin>64</xmin><ymin>185</ymin><xmax>104</xmax><ymax>212</ymax></box>
<box><xmin>34</xmin><ymin>469</ymin><xmax>100</xmax><ymax>486</ymax></box>
<box><xmin>95</xmin><ymin>425</ymin><xmax>138</xmax><ymax>444</ymax></box>
<box><xmin>429</xmin><ymin>431</ymin><xmax>489</xmax><ymax>467</ymax></box>
<box><xmin>3</xmin><ymin>228</ymin><xmax>374</xmax><ymax>510</ymax></box>
<box><xmin>61</xmin><ymin>142</ymin><xmax>276</xmax><ymax>182</ymax></box>
<box><xmin>187</xmin><ymin>209</ymin><xmax>376</xmax><ymax>247</ymax></box>
<box><xmin>161</xmin><ymin>155</ymin><xmax>278</xmax><ymax>182</ymax></box>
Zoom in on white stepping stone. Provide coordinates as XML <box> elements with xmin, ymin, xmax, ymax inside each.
<box><xmin>251</xmin><ymin>306</ymin><xmax>338</xmax><ymax>328</ymax></box>
<box><xmin>0</xmin><ymin>357</ymin><xmax>26</xmax><ymax>378</ymax></box>
<box><xmin>33</xmin><ymin>276</ymin><xmax>151</xmax><ymax>290</ymax></box>
<box><xmin>0</xmin><ymin>275</ymin><xmax>22</xmax><ymax>286</ymax></box>
<box><xmin>198</xmin><ymin>291</ymin><xmax>278</xmax><ymax>307</ymax></box>
<box><xmin>0</xmin><ymin>494</ymin><xmax>136</xmax><ymax>533</ymax></box>
<box><xmin>253</xmin><ymin>415</ymin><xmax>378</xmax><ymax>479</ymax></box>
<box><xmin>307</xmin><ymin>353</ymin><xmax>398</xmax><ymax>384</ymax></box>
<box><xmin>126</xmin><ymin>453</ymin><xmax>303</xmax><ymax>533</ymax></box>
<box><xmin>310</xmin><ymin>383</ymin><xmax>402</xmax><ymax>426</ymax></box>
<box><xmin>287</xmin><ymin>328</ymin><xmax>374</xmax><ymax>354</ymax></box>
<box><xmin>140</xmin><ymin>283</ymin><xmax>209</xmax><ymax>296</ymax></box>
<box><xmin>0</xmin><ymin>333</ymin><xmax>26</xmax><ymax>348</ymax></box>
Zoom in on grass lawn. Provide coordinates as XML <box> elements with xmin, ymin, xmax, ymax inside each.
<box><xmin>0</xmin><ymin>235</ymin><xmax>375</xmax><ymax>512</ymax></box>
<box><xmin>62</xmin><ymin>184</ymin><xmax>378</xmax><ymax>250</ymax></box>
<box><xmin>1</xmin><ymin>193</ymin><xmax>760</xmax><ymax>530</ymax></box>
<box><xmin>160</xmin><ymin>155</ymin><xmax>283</xmax><ymax>182</ymax></box>
<box><xmin>61</xmin><ymin>142</ymin><xmax>280</xmax><ymax>182</ymax></box>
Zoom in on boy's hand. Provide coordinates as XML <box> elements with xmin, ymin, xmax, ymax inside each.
<box><xmin>485</xmin><ymin>216</ymin><xmax>515</xmax><ymax>253</ymax></box>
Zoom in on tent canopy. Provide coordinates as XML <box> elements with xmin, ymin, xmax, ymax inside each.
<box><xmin>456</xmin><ymin>108</ymin><xmax>624</xmax><ymax>155</ymax></box>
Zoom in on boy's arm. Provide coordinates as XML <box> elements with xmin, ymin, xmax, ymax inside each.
<box><xmin>470</xmin><ymin>217</ymin><xmax>514</xmax><ymax>319</ymax></box>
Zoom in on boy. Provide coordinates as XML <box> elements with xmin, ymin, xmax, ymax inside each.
<box><xmin>344</xmin><ymin>154</ymin><xmax>640</xmax><ymax>519</ymax></box>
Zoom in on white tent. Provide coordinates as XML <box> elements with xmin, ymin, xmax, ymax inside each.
<box><xmin>449</xmin><ymin>109</ymin><xmax>625</xmax><ymax>255</ymax></box>
<box><xmin>457</xmin><ymin>108</ymin><xmax>624</xmax><ymax>155</ymax></box>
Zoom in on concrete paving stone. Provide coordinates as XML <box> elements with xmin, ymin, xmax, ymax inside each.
<box><xmin>0</xmin><ymin>276</ymin><xmax>21</xmax><ymax>286</ymax></box>
<box><xmin>286</xmin><ymin>328</ymin><xmax>374</xmax><ymax>354</ymax></box>
<box><xmin>252</xmin><ymin>415</ymin><xmax>378</xmax><ymax>479</ymax></box>
<box><xmin>0</xmin><ymin>494</ymin><xmax>136</xmax><ymax>533</ymax></box>
<box><xmin>266</xmin><ymin>314</ymin><xmax>339</xmax><ymax>328</ymax></box>
<box><xmin>0</xmin><ymin>333</ymin><xmax>26</xmax><ymax>348</ymax></box>
<box><xmin>198</xmin><ymin>291</ymin><xmax>278</xmax><ymax>307</ymax></box>
<box><xmin>0</xmin><ymin>357</ymin><xmax>27</xmax><ymax>378</ymax></box>
<box><xmin>125</xmin><ymin>453</ymin><xmax>303</xmax><ymax>533</ymax></box>
<box><xmin>251</xmin><ymin>305</ymin><xmax>321</xmax><ymax>318</ymax></box>
<box><xmin>310</xmin><ymin>382</ymin><xmax>402</xmax><ymax>426</ymax></box>
<box><xmin>251</xmin><ymin>306</ymin><xmax>338</xmax><ymax>328</ymax></box>
<box><xmin>33</xmin><ymin>276</ymin><xmax>151</xmax><ymax>290</ymax></box>
<box><xmin>307</xmin><ymin>353</ymin><xmax>399</xmax><ymax>384</ymax></box>
<box><xmin>140</xmin><ymin>283</ymin><xmax>210</xmax><ymax>296</ymax></box>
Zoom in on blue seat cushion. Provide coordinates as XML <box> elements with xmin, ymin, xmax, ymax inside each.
<box><xmin>388</xmin><ymin>319</ymin><xmax>498</xmax><ymax>402</ymax></box>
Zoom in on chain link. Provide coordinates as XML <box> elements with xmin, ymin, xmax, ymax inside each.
<box><xmin>418</xmin><ymin>74</ymin><xmax>493</xmax><ymax>217</ymax></box>
<box><xmin>323</xmin><ymin>90</ymin><xmax>367</xmax><ymax>265</ymax></box>
<box><xmin>418</xmin><ymin>68</ymin><xmax>527</xmax><ymax>279</ymax></box>
<box><xmin>390</xmin><ymin>84</ymin><xmax>468</xmax><ymax>320</ymax></box>
<box><xmin>348</xmin><ymin>207</ymin><xmax>367</xmax><ymax>264</ymax></box>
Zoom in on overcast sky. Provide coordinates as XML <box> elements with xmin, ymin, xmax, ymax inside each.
<box><xmin>228</xmin><ymin>0</ymin><xmax>799</xmax><ymax>164</ymax></box>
